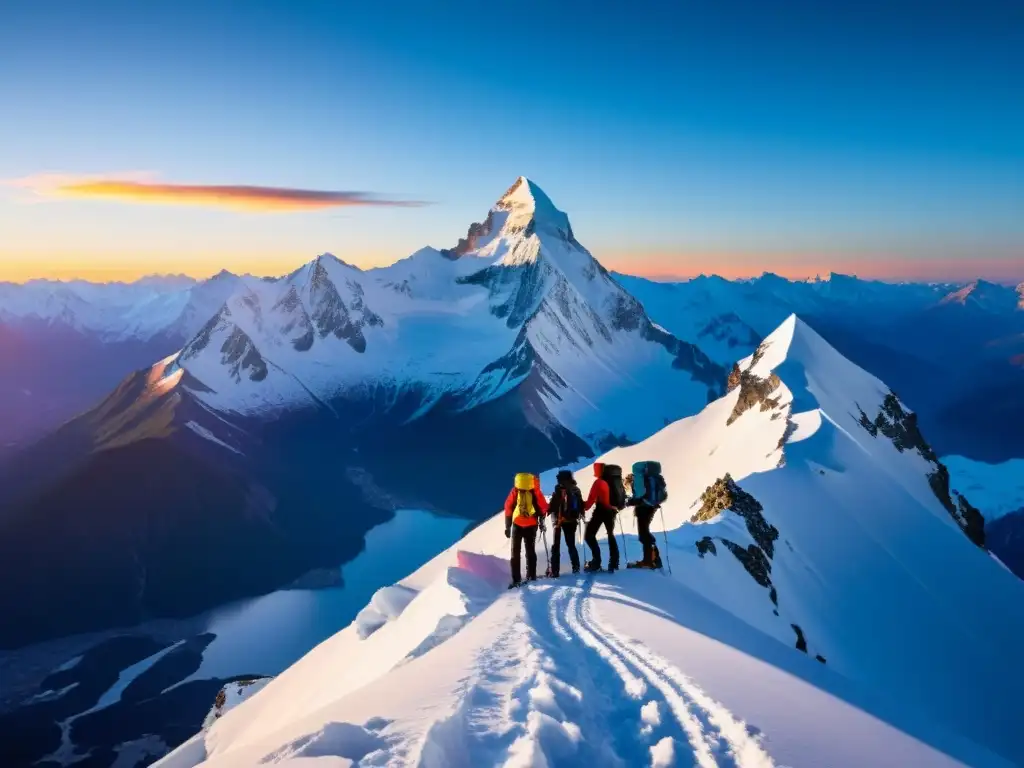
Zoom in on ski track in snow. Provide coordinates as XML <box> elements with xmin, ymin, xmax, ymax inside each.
<box><xmin>389</xmin><ymin>581</ymin><xmax>777</xmax><ymax>768</ymax></box>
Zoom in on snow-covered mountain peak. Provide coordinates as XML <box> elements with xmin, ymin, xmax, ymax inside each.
<box><xmin>728</xmin><ymin>314</ymin><xmax>987</xmax><ymax>546</ymax></box>
<box><xmin>493</xmin><ymin>175</ymin><xmax>573</xmax><ymax>240</ymax></box>
<box><xmin>939</xmin><ymin>279</ymin><xmax>1020</xmax><ymax>311</ymax></box>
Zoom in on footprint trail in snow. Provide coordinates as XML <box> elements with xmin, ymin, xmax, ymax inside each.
<box><xmin>409</xmin><ymin>579</ymin><xmax>776</xmax><ymax>768</ymax></box>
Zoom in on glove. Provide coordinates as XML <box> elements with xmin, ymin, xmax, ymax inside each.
<box><xmin>539</xmin><ymin>519</ymin><xmax>547</xmax><ymax>532</ymax></box>
<box><xmin>505</xmin><ymin>526</ymin><xmax>511</xmax><ymax>539</ymax></box>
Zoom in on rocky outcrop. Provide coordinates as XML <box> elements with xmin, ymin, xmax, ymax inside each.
<box><xmin>727</xmin><ymin>370</ymin><xmax>783</xmax><ymax>425</ymax></box>
<box><xmin>857</xmin><ymin>392</ymin><xmax>986</xmax><ymax>548</ymax></box>
<box><xmin>203</xmin><ymin>677</ymin><xmax>273</xmax><ymax>730</ymax></box>
<box><xmin>309</xmin><ymin>261</ymin><xmax>375</xmax><ymax>353</ymax></box>
<box><xmin>442</xmin><ymin>210</ymin><xmax>497</xmax><ymax>258</ymax></box>
<box><xmin>726</xmin><ymin>363</ymin><xmax>742</xmax><ymax>392</ymax></box>
<box><xmin>692</xmin><ymin>475</ymin><xmax>781</xmax><ymax>607</ymax></box>
<box><xmin>791</xmin><ymin>624</ymin><xmax>827</xmax><ymax>664</ymax></box>
<box><xmin>693</xmin><ymin>475</ymin><xmax>780</xmax><ymax>557</ymax></box>
<box><xmin>220</xmin><ymin>327</ymin><xmax>268</xmax><ymax>383</ymax></box>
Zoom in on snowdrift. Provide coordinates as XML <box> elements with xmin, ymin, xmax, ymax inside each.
<box><xmin>157</xmin><ymin>316</ymin><xmax>1024</xmax><ymax>768</ymax></box>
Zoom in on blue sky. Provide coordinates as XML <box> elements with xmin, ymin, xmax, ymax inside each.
<box><xmin>1</xmin><ymin>0</ymin><xmax>1022</xmax><ymax>281</ymax></box>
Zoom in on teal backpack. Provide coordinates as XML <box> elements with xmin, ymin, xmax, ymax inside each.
<box><xmin>632</xmin><ymin>461</ymin><xmax>668</xmax><ymax>507</ymax></box>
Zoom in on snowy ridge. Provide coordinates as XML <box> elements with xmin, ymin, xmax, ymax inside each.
<box><xmin>157</xmin><ymin>316</ymin><xmax>1024</xmax><ymax>768</ymax></box>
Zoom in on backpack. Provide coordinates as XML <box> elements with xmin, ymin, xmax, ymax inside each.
<box><xmin>632</xmin><ymin>461</ymin><xmax>668</xmax><ymax>507</ymax></box>
<box><xmin>513</xmin><ymin>473</ymin><xmax>538</xmax><ymax>521</ymax></box>
<box><xmin>559</xmin><ymin>485</ymin><xmax>584</xmax><ymax>522</ymax></box>
<box><xmin>602</xmin><ymin>464</ymin><xmax>627</xmax><ymax>510</ymax></box>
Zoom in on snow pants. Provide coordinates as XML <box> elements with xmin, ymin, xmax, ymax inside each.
<box><xmin>550</xmin><ymin>521</ymin><xmax>579</xmax><ymax>576</ymax></box>
<box><xmin>635</xmin><ymin>505</ymin><xmax>657</xmax><ymax>563</ymax></box>
<box><xmin>510</xmin><ymin>525</ymin><xmax>538</xmax><ymax>583</ymax></box>
<box><xmin>584</xmin><ymin>508</ymin><xmax>619</xmax><ymax>568</ymax></box>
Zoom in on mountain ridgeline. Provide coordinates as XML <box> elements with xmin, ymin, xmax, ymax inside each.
<box><xmin>0</xmin><ymin>177</ymin><xmax>725</xmax><ymax>649</ymax></box>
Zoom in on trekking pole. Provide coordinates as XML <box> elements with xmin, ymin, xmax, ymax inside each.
<box><xmin>541</xmin><ymin>524</ymin><xmax>551</xmax><ymax>576</ymax></box>
<box><xmin>618</xmin><ymin>512</ymin><xmax>629</xmax><ymax>564</ymax></box>
<box><xmin>658</xmin><ymin>506</ymin><xmax>672</xmax><ymax>574</ymax></box>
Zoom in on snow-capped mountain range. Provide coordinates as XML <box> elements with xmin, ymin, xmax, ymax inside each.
<box><xmin>0</xmin><ymin>178</ymin><xmax>725</xmax><ymax>651</ymax></box>
<box><xmin>167</xmin><ymin>177</ymin><xmax>721</xmax><ymax>449</ymax></box>
<box><xmin>155</xmin><ymin>316</ymin><xmax>1024</xmax><ymax>768</ymax></box>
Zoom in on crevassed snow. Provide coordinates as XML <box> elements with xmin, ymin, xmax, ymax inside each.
<box><xmin>156</xmin><ymin>316</ymin><xmax>1024</xmax><ymax>768</ymax></box>
<box><xmin>944</xmin><ymin>455</ymin><xmax>1024</xmax><ymax>521</ymax></box>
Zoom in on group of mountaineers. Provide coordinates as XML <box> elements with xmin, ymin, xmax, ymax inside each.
<box><xmin>503</xmin><ymin>462</ymin><xmax>669</xmax><ymax>589</ymax></box>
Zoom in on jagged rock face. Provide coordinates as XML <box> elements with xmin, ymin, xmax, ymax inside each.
<box><xmin>693</xmin><ymin>474</ymin><xmax>780</xmax><ymax>556</ymax></box>
<box><xmin>727</xmin><ymin>370</ymin><xmax>783</xmax><ymax>426</ymax></box>
<box><xmin>221</xmin><ymin>328</ymin><xmax>268</xmax><ymax>382</ymax></box>
<box><xmin>309</xmin><ymin>261</ymin><xmax>373</xmax><ymax>352</ymax></box>
<box><xmin>271</xmin><ymin>286</ymin><xmax>315</xmax><ymax>351</ymax></box>
<box><xmin>442</xmin><ymin>210</ymin><xmax>497</xmax><ymax>259</ymax></box>
<box><xmin>726</xmin><ymin>363</ymin><xmax>742</xmax><ymax>392</ymax></box>
<box><xmin>857</xmin><ymin>392</ymin><xmax>986</xmax><ymax>547</ymax></box>
<box><xmin>180</xmin><ymin>309</ymin><xmax>268</xmax><ymax>383</ymax></box>
<box><xmin>457</xmin><ymin>260</ymin><xmax>550</xmax><ymax>329</ymax></box>
<box><xmin>691</xmin><ymin>474</ymin><xmax>831</xmax><ymax>656</ymax></box>
<box><xmin>692</xmin><ymin>475</ymin><xmax>780</xmax><ymax>605</ymax></box>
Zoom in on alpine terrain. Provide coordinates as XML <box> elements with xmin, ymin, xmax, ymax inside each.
<box><xmin>0</xmin><ymin>177</ymin><xmax>724</xmax><ymax>650</ymax></box>
<box><xmin>155</xmin><ymin>316</ymin><xmax>1024</xmax><ymax>768</ymax></box>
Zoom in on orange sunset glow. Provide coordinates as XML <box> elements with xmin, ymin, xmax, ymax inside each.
<box><xmin>12</xmin><ymin>176</ymin><xmax>428</xmax><ymax>212</ymax></box>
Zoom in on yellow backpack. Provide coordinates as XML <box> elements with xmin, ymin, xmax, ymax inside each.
<box><xmin>513</xmin><ymin>473</ymin><xmax>536</xmax><ymax>521</ymax></box>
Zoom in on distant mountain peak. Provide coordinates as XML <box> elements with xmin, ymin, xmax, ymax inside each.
<box><xmin>493</xmin><ymin>176</ymin><xmax>573</xmax><ymax>240</ymax></box>
<box><xmin>939</xmin><ymin>279</ymin><xmax>1019</xmax><ymax>310</ymax></box>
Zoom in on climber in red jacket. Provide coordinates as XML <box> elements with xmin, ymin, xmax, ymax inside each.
<box><xmin>503</xmin><ymin>473</ymin><xmax>548</xmax><ymax>587</ymax></box>
<box><xmin>583</xmin><ymin>463</ymin><xmax>619</xmax><ymax>572</ymax></box>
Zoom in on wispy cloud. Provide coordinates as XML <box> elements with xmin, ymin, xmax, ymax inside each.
<box><xmin>4</xmin><ymin>173</ymin><xmax>429</xmax><ymax>212</ymax></box>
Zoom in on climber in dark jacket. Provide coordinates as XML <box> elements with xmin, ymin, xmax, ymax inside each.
<box><xmin>625</xmin><ymin>471</ymin><xmax>662</xmax><ymax>569</ymax></box>
<box><xmin>547</xmin><ymin>469</ymin><xmax>584</xmax><ymax>576</ymax></box>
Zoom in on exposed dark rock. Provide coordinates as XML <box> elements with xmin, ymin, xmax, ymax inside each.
<box><xmin>727</xmin><ymin>370</ymin><xmax>782</xmax><ymax>426</ymax></box>
<box><xmin>750</xmin><ymin>339</ymin><xmax>772</xmax><ymax>368</ymax></box>
<box><xmin>727</xmin><ymin>363</ymin><xmax>742</xmax><ymax>392</ymax></box>
<box><xmin>721</xmin><ymin>539</ymin><xmax>778</xmax><ymax>605</ymax></box>
<box><xmin>221</xmin><ymin>328</ymin><xmax>268</xmax><ymax>382</ymax></box>
<box><xmin>815</xmin><ymin>655</ymin><xmax>827</xmax><ymax>664</ymax></box>
<box><xmin>442</xmin><ymin>210</ymin><xmax>497</xmax><ymax>258</ymax></box>
<box><xmin>608</xmin><ymin>293</ymin><xmax>645</xmax><ymax>333</ymax></box>
<box><xmin>776</xmin><ymin>417</ymin><xmax>798</xmax><ymax>451</ymax></box>
<box><xmin>856</xmin><ymin>391</ymin><xmax>986</xmax><ymax>548</ymax></box>
<box><xmin>309</xmin><ymin>261</ymin><xmax>368</xmax><ymax>353</ymax></box>
<box><xmin>696</xmin><ymin>537</ymin><xmax>717</xmax><ymax>557</ymax></box>
<box><xmin>693</xmin><ymin>475</ymin><xmax>779</xmax><ymax>557</ymax></box>
<box><xmin>792</xmin><ymin>623</ymin><xmax>808</xmax><ymax>652</ymax></box>
<box><xmin>272</xmin><ymin>286</ymin><xmax>315</xmax><ymax>352</ymax></box>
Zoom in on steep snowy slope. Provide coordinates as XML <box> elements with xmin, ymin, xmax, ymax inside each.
<box><xmin>157</xmin><ymin>316</ymin><xmax>1024</xmax><ymax>768</ymax></box>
